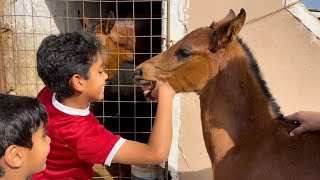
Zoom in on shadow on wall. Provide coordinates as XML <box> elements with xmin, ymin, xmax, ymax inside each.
<box><xmin>44</xmin><ymin>0</ymin><xmax>103</xmax><ymax>33</ymax></box>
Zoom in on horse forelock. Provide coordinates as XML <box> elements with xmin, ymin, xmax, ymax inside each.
<box><xmin>237</xmin><ymin>37</ymin><xmax>284</xmax><ymax>120</ymax></box>
<box><xmin>85</xmin><ymin>21</ymin><xmax>100</xmax><ymax>33</ymax></box>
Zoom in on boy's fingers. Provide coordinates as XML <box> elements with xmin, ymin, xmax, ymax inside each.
<box><xmin>290</xmin><ymin>126</ymin><xmax>305</xmax><ymax>136</ymax></box>
<box><xmin>150</xmin><ymin>83</ymin><xmax>160</xmax><ymax>99</ymax></box>
<box><xmin>150</xmin><ymin>90</ymin><xmax>158</xmax><ymax>99</ymax></box>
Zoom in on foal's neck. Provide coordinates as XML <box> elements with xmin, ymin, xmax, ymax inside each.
<box><xmin>199</xmin><ymin>56</ymin><xmax>276</xmax><ymax>163</ymax></box>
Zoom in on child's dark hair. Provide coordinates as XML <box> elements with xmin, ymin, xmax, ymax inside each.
<box><xmin>37</xmin><ymin>32</ymin><xmax>100</xmax><ymax>98</ymax></box>
<box><xmin>0</xmin><ymin>94</ymin><xmax>48</xmax><ymax>176</ymax></box>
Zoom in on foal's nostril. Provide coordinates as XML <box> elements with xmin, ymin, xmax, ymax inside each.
<box><xmin>133</xmin><ymin>68</ymin><xmax>143</xmax><ymax>78</ymax></box>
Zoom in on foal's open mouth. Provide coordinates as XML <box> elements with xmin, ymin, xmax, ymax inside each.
<box><xmin>134</xmin><ymin>79</ymin><xmax>156</xmax><ymax>101</ymax></box>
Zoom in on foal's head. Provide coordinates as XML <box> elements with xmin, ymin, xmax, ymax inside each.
<box><xmin>78</xmin><ymin>10</ymin><xmax>135</xmax><ymax>80</ymax></box>
<box><xmin>134</xmin><ymin>9</ymin><xmax>246</xmax><ymax>98</ymax></box>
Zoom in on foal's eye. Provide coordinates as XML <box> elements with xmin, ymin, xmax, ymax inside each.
<box><xmin>176</xmin><ymin>48</ymin><xmax>193</xmax><ymax>60</ymax></box>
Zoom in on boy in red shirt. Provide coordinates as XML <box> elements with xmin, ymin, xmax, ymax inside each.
<box><xmin>32</xmin><ymin>32</ymin><xmax>175</xmax><ymax>179</ymax></box>
<box><xmin>0</xmin><ymin>94</ymin><xmax>51</xmax><ymax>179</ymax></box>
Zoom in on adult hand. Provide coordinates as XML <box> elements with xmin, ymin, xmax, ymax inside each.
<box><xmin>285</xmin><ymin>111</ymin><xmax>320</xmax><ymax>136</ymax></box>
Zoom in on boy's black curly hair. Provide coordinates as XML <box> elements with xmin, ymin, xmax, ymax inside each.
<box><xmin>37</xmin><ymin>32</ymin><xmax>100</xmax><ymax>98</ymax></box>
<box><xmin>0</xmin><ymin>94</ymin><xmax>48</xmax><ymax>176</ymax></box>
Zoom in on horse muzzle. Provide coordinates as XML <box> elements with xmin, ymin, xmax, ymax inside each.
<box><xmin>133</xmin><ymin>68</ymin><xmax>157</xmax><ymax>100</ymax></box>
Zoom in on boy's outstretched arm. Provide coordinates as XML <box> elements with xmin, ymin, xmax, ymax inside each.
<box><xmin>112</xmin><ymin>81</ymin><xmax>176</xmax><ymax>165</ymax></box>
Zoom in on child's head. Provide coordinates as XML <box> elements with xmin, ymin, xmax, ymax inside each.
<box><xmin>37</xmin><ymin>32</ymin><xmax>101</xmax><ymax>98</ymax></box>
<box><xmin>0</xmin><ymin>94</ymin><xmax>50</xmax><ymax>178</ymax></box>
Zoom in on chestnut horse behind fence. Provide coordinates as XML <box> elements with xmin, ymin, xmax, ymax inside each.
<box><xmin>133</xmin><ymin>9</ymin><xmax>320</xmax><ymax>180</ymax></box>
<box><xmin>78</xmin><ymin>10</ymin><xmax>134</xmax><ymax>80</ymax></box>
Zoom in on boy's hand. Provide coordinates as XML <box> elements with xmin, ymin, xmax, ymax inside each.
<box><xmin>286</xmin><ymin>111</ymin><xmax>320</xmax><ymax>136</ymax></box>
<box><xmin>150</xmin><ymin>81</ymin><xmax>175</xmax><ymax>100</ymax></box>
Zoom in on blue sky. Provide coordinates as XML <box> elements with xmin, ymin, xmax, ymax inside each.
<box><xmin>300</xmin><ymin>0</ymin><xmax>320</xmax><ymax>9</ymax></box>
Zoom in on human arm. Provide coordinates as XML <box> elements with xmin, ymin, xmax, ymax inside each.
<box><xmin>112</xmin><ymin>81</ymin><xmax>175</xmax><ymax>165</ymax></box>
<box><xmin>285</xmin><ymin>111</ymin><xmax>320</xmax><ymax>136</ymax></box>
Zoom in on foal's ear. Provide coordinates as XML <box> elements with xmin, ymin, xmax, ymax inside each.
<box><xmin>210</xmin><ymin>8</ymin><xmax>246</xmax><ymax>52</ymax></box>
<box><xmin>103</xmin><ymin>11</ymin><xmax>116</xmax><ymax>34</ymax></box>
<box><xmin>209</xmin><ymin>9</ymin><xmax>236</xmax><ymax>28</ymax></box>
<box><xmin>78</xmin><ymin>10</ymin><xmax>91</xmax><ymax>28</ymax></box>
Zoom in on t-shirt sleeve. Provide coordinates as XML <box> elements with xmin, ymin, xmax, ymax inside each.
<box><xmin>77</xmin><ymin>124</ymin><xmax>126</xmax><ymax>165</ymax></box>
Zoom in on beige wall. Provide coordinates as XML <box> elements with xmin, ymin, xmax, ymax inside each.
<box><xmin>178</xmin><ymin>0</ymin><xmax>320</xmax><ymax>179</ymax></box>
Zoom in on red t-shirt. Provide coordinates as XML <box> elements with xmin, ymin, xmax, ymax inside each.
<box><xmin>32</xmin><ymin>87</ymin><xmax>125</xmax><ymax>180</ymax></box>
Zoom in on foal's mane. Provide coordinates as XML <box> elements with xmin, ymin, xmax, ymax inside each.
<box><xmin>237</xmin><ymin>38</ymin><xmax>284</xmax><ymax>120</ymax></box>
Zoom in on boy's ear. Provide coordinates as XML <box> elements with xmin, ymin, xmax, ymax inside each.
<box><xmin>69</xmin><ymin>74</ymin><xmax>84</xmax><ymax>92</ymax></box>
<box><xmin>4</xmin><ymin>145</ymin><xmax>23</xmax><ymax>168</ymax></box>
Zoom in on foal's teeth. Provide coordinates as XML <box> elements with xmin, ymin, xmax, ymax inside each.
<box><xmin>143</xmin><ymin>90</ymin><xmax>150</xmax><ymax>95</ymax></box>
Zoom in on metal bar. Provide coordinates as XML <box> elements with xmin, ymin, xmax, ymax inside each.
<box><xmin>166</xmin><ymin>0</ymin><xmax>170</xmax><ymax>49</ymax></box>
<box><xmin>0</xmin><ymin>31</ymin><xmax>7</xmax><ymax>93</ymax></box>
<box><xmin>165</xmin><ymin>0</ymin><xmax>170</xmax><ymax>179</ymax></box>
